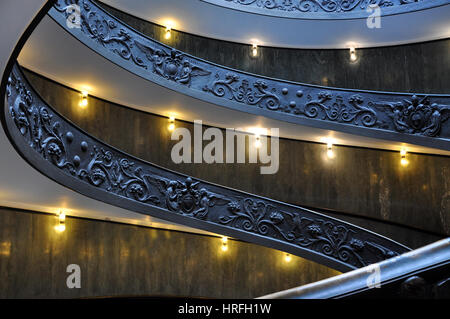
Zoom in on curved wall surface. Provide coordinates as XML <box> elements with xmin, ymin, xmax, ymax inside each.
<box><xmin>0</xmin><ymin>207</ymin><xmax>339</xmax><ymax>298</ymax></box>
<box><xmin>98</xmin><ymin>0</ymin><xmax>450</xmax><ymax>48</ymax></box>
<box><xmin>23</xmin><ymin>69</ymin><xmax>449</xmax><ymax>243</ymax></box>
<box><xmin>100</xmin><ymin>2</ymin><xmax>450</xmax><ymax>94</ymax></box>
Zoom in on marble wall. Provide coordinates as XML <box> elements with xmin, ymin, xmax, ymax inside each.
<box><xmin>0</xmin><ymin>207</ymin><xmax>339</xmax><ymax>298</ymax></box>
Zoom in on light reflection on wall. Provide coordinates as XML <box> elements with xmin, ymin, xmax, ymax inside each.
<box><xmin>0</xmin><ymin>242</ymin><xmax>11</xmax><ymax>257</ymax></box>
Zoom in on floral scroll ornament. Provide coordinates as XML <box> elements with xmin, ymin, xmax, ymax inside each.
<box><xmin>303</xmin><ymin>92</ymin><xmax>377</xmax><ymax>127</ymax></box>
<box><xmin>223</xmin><ymin>0</ymin><xmax>397</xmax><ymax>13</ymax></box>
<box><xmin>203</xmin><ymin>72</ymin><xmax>281</xmax><ymax>110</ymax></box>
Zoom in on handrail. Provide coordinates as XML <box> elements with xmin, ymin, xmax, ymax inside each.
<box><xmin>3</xmin><ymin>64</ymin><xmax>409</xmax><ymax>272</ymax></box>
<box><xmin>48</xmin><ymin>0</ymin><xmax>450</xmax><ymax>151</ymax></box>
<box><xmin>259</xmin><ymin>237</ymin><xmax>450</xmax><ymax>299</ymax></box>
<box><xmin>201</xmin><ymin>0</ymin><xmax>450</xmax><ymax>20</ymax></box>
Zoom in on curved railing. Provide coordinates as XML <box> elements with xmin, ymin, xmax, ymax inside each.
<box><xmin>260</xmin><ymin>238</ymin><xmax>450</xmax><ymax>299</ymax></box>
<box><xmin>49</xmin><ymin>0</ymin><xmax>450</xmax><ymax>151</ymax></box>
<box><xmin>3</xmin><ymin>64</ymin><xmax>409</xmax><ymax>272</ymax></box>
<box><xmin>201</xmin><ymin>0</ymin><xmax>450</xmax><ymax>20</ymax></box>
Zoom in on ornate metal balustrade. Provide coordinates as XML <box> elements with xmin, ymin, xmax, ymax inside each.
<box><xmin>3</xmin><ymin>64</ymin><xmax>409</xmax><ymax>272</ymax></box>
<box><xmin>201</xmin><ymin>0</ymin><xmax>450</xmax><ymax>19</ymax></box>
<box><xmin>49</xmin><ymin>0</ymin><xmax>450</xmax><ymax>151</ymax></box>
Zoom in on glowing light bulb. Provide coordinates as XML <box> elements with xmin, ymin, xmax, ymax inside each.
<box><xmin>284</xmin><ymin>253</ymin><xmax>292</xmax><ymax>263</ymax></box>
<box><xmin>79</xmin><ymin>91</ymin><xmax>88</xmax><ymax>108</ymax></box>
<box><xmin>349</xmin><ymin>47</ymin><xmax>357</xmax><ymax>62</ymax></box>
<box><xmin>54</xmin><ymin>224</ymin><xmax>66</xmax><ymax>233</ymax></box>
<box><xmin>165</xmin><ymin>26</ymin><xmax>172</xmax><ymax>39</ymax></box>
<box><xmin>168</xmin><ymin>116</ymin><xmax>175</xmax><ymax>132</ymax></box>
<box><xmin>252</xmin><ymin>44</ymin><xmax>258</xmax><ymax>57</ymax></box>
<box><xmin>401</xmin><ymin>157</ymin><xmax>409</xmax><ymax>166</ymax></box>
<box><xmin>220</xmin><ymin>236</ymin><xmax>229</xmax><ymax>251</ymax></box>
<box><xmin>255</xmin><ymin>136</ymin><xmax>262</xmax><ymax>149</ymax></box>
<box><xmin>55</xmin><ymin>210</ymin><xmax>66</xmax><ymax>233</ymax></box>
<box><xmin>400</xmin><ymin>149</ymin><xmax>409</xmax><ymax>166</ymax></box>
<box><xmin>327</xmin><ymin>143</ymin><xmax>335</xmax><ymax>159</ymax></box>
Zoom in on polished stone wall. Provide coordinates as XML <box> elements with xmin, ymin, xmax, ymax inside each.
<box><xmin>24</xmin><ymin>70</ymin><xmax>448</xmax><ymax>247</ymax></box>
<box><xmin>98</xmin><ymin>2</ymin><xmax>450</xmax><ymax>94</ymax></box>
<box><xmin>0</xmin><ymin>207</ymin><xmax>339</xmax><ymax>298</ymax></box>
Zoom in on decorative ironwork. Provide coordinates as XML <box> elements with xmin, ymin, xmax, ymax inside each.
<box><xmin>372</xmin><ymin>95</ymin><xmax>450</xmax><ymax>137</ymax></box>
<box><xmin>5</xmin><ymin>64</ymin><xmax>410</xmax><ymax>271</ymax></box>
<box><xmin>203</xmin><ymin>73</ymin><xmax>281</xmax><ymax>110</ymax></box>
<box><xmin>201</xmin><ymin>0</ymin><xmax>448</xmax><ymax>19</ymax></box>
<box><xmin>48</xmin><ymin>0</ymin><xmax>450</xmax><ymax>148</ymax></box>
<box><xmin>223</xmin><ymin>0</ymin><xmax>396</xmax><ymax>12</ymax></box>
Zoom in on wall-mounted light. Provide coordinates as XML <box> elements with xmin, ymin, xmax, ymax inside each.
<box><xmin>349</xmin><ymin>47</ymin><xmax>357</xmax><ymax>62</ymax></box>
<box><xmin>251</xmin><ymin>43</ymin><xmax>258</xmax><ymax>57</ymax></box>
<box><xmin>400</xmin><ymin>149</ymin><xmax>409</xmax><ymax>166</ymax></box>
<box><xmin>254</xmin><ymin>134</ymin><xmax>262</xmax><ymax>148</ymax></box>
<box><xmin>79</xmin><ymin>91</ymin><xmax>88</xmax><ymax>108</ymax></box>
<box><xmin>284</xmin><ymin>253</ymin><xmax>292</xmax><ymax>263</ymax></box>
<box><xmin>55</xmin><ymin>210</ymin><xmax>66</xmax><ymax>233</ymax></box>
<box><xmin>327</xmin><ymin>143</ymin><xmax>335</xmax><ymax>159</ymax></box>
<box><xmin>168</xmin><ymin>116</ymin><xmax>175</xmax><ymax>132</ymax></box>
<box><xmin>165</xmin><ymin>26</ymin><xmax>172</xmax><ymax>40</ymax></box>
<box><xmin>221</xmin><ymin>236</ymin><xmax>228</xmax><ymax>252</ymax></box>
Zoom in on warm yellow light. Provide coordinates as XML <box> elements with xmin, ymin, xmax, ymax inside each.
<box><xmin>401</xmin><ymin>157</ymin><xmax>409</xmax><ymax>167</ymax></box>
<box><xmin>221</xmin><ymin>236</ymin><xmax>228</xmax><ymax>244</ymax></box>
<box><xmin>327</xmin><ymin>143</ymin><xmax>335</xmax><ymax>159</ymax></box>
<box><xmin>54</xmin><ymin>224</ymin><xmax>66</xmax><ymax>233</ymax></box>
<box><xmin>221</xmin><ymin>243</ymin><xmax>228</xmax><ymax>252</ymax></box>
<box><xmin>165</xmin><ymin>27</ymin><xmax>172</xmax><ymax>39</ymax></box>
<box><xmin>168</xmin><ymin>116</ymin><xmax>175</xmax><ymax>132</ymax></box>
<box><xmin>284</xmin><ymin>253</ymin><xmax>292</xmax><ymax>263</ymax></box>
<box><xmin>400</xmin><ymin>149</ymin><xmax>409</xmax><ymax>166</ymax></box>
<box><xmin>252</xmin><ymin>44</ymin><xmax>258</xmax><ymax>57</ymax></box>
<box><xmin>79</xmin><ymin>91</ymin><xmax>88</xmax><ymax>108</ymax></box>
<box><xmin>55</xmin><ymin>211</ymin><xmax>66</xmax><ymax>233</ymax></box>
<box><xmin>255</xmin><ymin>136</ymin><xmax>262</xmax><ymax>149</ymax></box>
<box><xmin>349</xmin><ymin>47</ymin><xmax>357</xmax><ymax>62</ymax></box>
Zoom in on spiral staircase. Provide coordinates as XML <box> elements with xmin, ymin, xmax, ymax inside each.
<box><xmin>0</xmin><ymin>0</ymin><xmax>449</xmax><ymax>299</ymax></box>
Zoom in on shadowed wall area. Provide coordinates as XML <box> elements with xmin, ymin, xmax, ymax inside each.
<box><xmin>23</xmin><ymin>70</ymin><xmax>448</xmax><ymax>248</ymax></box>
<box><xmin>98</xmin><ymin>1</ymin><xmax>450</xmax><ymax>94</ymax></box>
<box><xmin>0</xmin><ymin>207</ymin><xmax>339</xmax><ymax>298</ymax></box>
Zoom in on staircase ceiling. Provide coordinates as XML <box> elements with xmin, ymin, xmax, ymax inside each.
<box><xmin>99</xmin><ymin>0</ymin><xmax>450</xmax><ymax>49</ymax></box>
